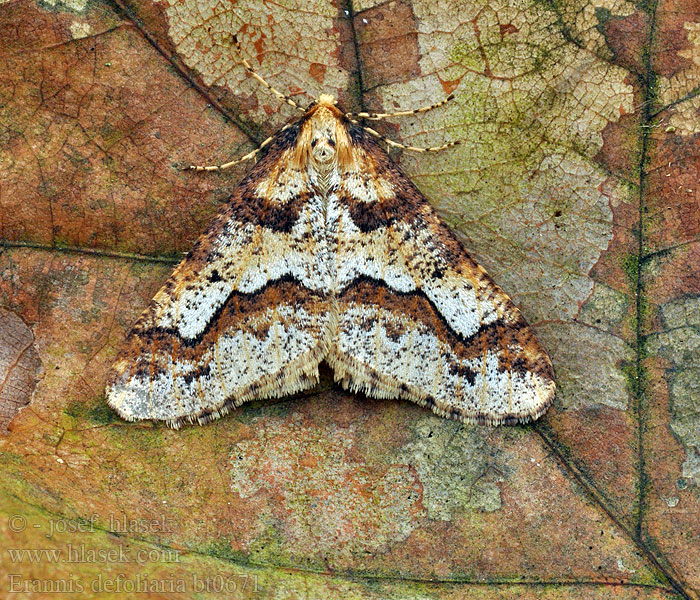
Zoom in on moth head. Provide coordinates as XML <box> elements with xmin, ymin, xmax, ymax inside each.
<box><xmin>294</xmin><ymin>95</ymin><xmax>354</xmax><ymax>170</ymax></box>
<box><xmin>310</xmin><ymin>110</ymin><xmax>336</xmax><ymax>164</ymax></box>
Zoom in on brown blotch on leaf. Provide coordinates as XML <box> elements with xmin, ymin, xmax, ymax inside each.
<box><xmin>0</xmin><ymin>309</ymin><xmax>42</xmax><ymax>435</ymax></box>
<box><xmin>595</xmin><ymin>113</ymin><xmax>640</xmax><ymax>176</ymax></box>
<box><xmin>309</xmin><ymin>62</ymin><xmax>327</xmax><ymax>84</ymax></box>
<box><xmin>598</xmin><ymin>10</ymin><xmax>649</xmax><ymax>74</ymax></box>
<box><xmin>355</xmin><ymin>1</ymin><xmax>420</xmax><ymax>90</ymax></box>
<box><xmin>499</xmin><ymin>23</ymin><xmax>519</xmax><ymax>37</ymax></box>
<box><xmin>652</xmin><ymin>0</ymin><xmax>700</xmax><ymax>78</ymax></box>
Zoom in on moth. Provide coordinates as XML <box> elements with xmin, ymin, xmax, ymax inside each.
<box><xmin>106</xmin><ymin>50</ymin><xmax>555</xmax><ymax>429</ymax></box>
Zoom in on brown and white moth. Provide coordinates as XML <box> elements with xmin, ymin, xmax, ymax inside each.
<box><xmin>106</xmin><ymin>59</ymin><xmax>555</xmax><ymax>429</ymax></box>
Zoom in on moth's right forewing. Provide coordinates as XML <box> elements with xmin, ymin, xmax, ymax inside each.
<box><xmin>106</xmin><ymin>124</ymin><xmax>333</xmax><ymax>428</ymax></box>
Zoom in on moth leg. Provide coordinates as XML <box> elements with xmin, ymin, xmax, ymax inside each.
<box><xmin>346</xmin><ymin>94</ymin><xmax>455</xmax><ymax>121</ymax></box>
<box><xmin>233</xmin><ymin>35</ymin><xmax>305</xmax><ymax>113</ymax></box>
<box><xmin>348</xmin><ymin>119</ymin><xmax>460</xmax><ymax>153</ymax></box>
<box><xmin>188</xmin><ymin>126</ymin><xmax>287</xmax><ymax>172</ymax></box>
<box><xmin>187</xmin><ymin>143</ymin><xmax>266</xmax><ymax>172</ymax></box>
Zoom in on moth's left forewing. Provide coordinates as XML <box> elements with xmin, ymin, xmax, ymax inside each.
<box><xmin>329</xmin><ymin>126</ymin><xmax>555</xmax><ymax>425</ymax></box>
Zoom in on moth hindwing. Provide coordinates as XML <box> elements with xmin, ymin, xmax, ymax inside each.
<box><xmin>106</xmin><ymin>96</ymin><xmax>555</xmax><ymax>428</ymax></box>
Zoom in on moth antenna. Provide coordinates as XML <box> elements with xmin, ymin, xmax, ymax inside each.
<box><xmin>232</xmin><ymin>35</ymin><xmax>305</xmax><ymax>113</ymax></box>
<box><xmin>346</xmin><ymin>94</ymin><xmax>455</xmax><ymax>121</ymax></box>
<box><xmin>349</xmin><ymin>119</ymin><xmax>460</xmax><ymax>153</ymax></box>
<box><xmin>188</xmin><ymin>125</ymin><xmax>291</xmax><ymax>171</ymax></box>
